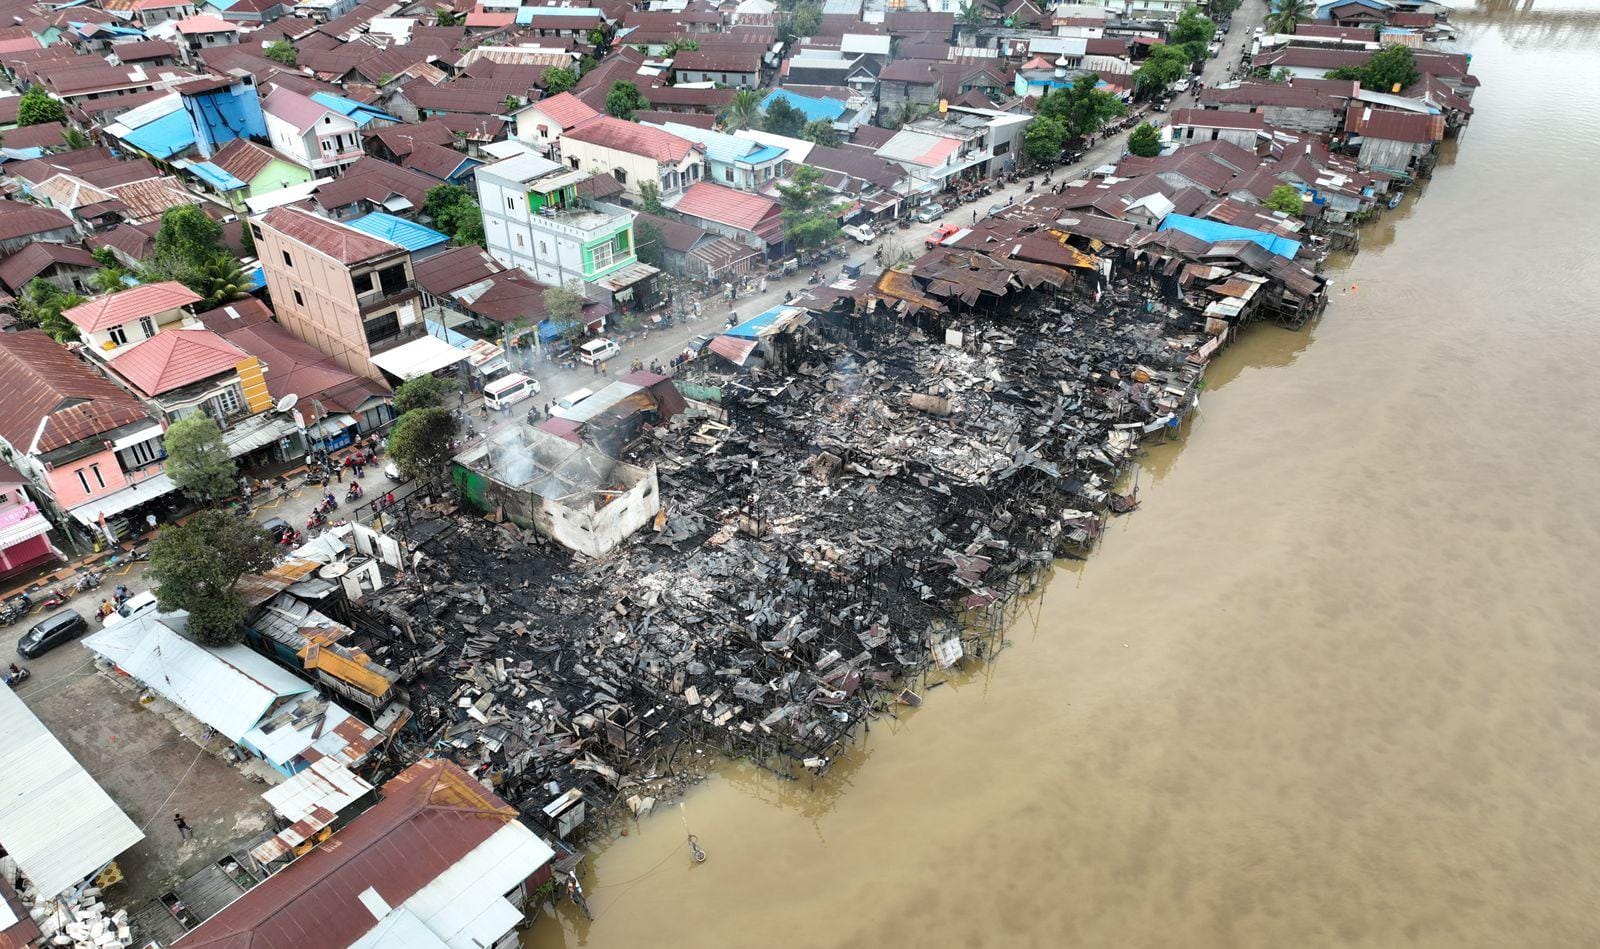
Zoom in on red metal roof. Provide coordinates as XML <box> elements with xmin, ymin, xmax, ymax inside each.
<box><xmin>1170</xmin><ymin>108</ymin><xmax>1266</xmax><ymax>131</ymax></box>
<box><xmin>174</xmin><ymin>759</ymin><xmax>524</xmax><ymax>949</ymax></box>
<box><xmin>564</xmin><ymin>116</ymin><xmax>698</xmax><ymax>162</ymax></box>
<box><xmin>531</xmin><ymin>91</ymin><xmax>599</xmax><ymax>131</ymax></box>
<box><xmin>107</xmin><ymin>329</ymin><xmax>247</xmax><ymax>397</ymax></box>
<box><xmin>262</xmin><ymin>87</ymin><xmax>339</xmax><ymax>134</ymax></box>
<box><xmin>0</xmin><ymin>330</ymin><xmax>152</xmax><ymax>453</ymax></box>
<box><xmin>62</xmin><ymin>280</ymin><xmax>201</xmax><ymax>333</ymax></box>
<box><xmin>261</xmin><ymin>206</ymin><xmax>402</xmax><ymax>266</ymax></box>
<box><xmin>673</xmin><ymin>181</ymin><xmax>781</xmax><ymax>232</ymax></box>
<box><xmin>1344</xmin><ymin>105</ymin><xmax>1445</xmax><ymax>143</ymax></box>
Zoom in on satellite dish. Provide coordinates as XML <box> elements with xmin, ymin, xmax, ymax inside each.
<box><xmin>275</xmin><ymin>393</ymin><xmax>298</xmax><ymax>413</ymax></box>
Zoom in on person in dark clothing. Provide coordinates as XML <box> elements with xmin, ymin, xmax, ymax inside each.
<box><xmin>174</xmin><ymin>813</ymin><xmax>192</xmax><ymax>840</ymax></box>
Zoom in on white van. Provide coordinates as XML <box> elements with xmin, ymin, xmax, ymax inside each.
<box><xmin>841</xmin><ymin>223</ymin><xmax>876</xmax><ymax>243</ymax></box>
<box><xmin>103</xmin><ymin>591</ymin><xmax>158</xmax><ymax>628</ymax></box>
<box><xmin>550</xmin><ymin>387</ymin><xmax>595</xmax><ymax>419</ymax></box>
<box><xmin>577</xmin><ymin>338</ymin><xmax>621</xmax><ymax>366</ymax></box>
<box><xmin>483</xmin><ymin>373</ymin><xmax>540</xmax><ymax>410</ymax></box>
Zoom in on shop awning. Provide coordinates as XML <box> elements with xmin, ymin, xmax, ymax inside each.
<box><xmin>368</xmin><ymin>335</ymin><xmax>471</xmax><ymax>381</ymax></box>
<box><xmin>0</xmin><ymin>508</ymin><xmax>52</xmax><ymax>548</ymax></box>
<box><xmin>224</xmin><ymin>415</ymin><xmax>297</xmax><ymax>458</ymax></box>
<box><xmin>68</xmin><ymin>472</ymin><xmax>176</xmax><ymax>525</ymax></box>
<box><xmin>111</xmin><ymin>422</ymin><xmax>165</xmax><ymax>451</ymax></box>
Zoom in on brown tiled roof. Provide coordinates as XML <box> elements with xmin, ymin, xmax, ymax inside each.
<box><xmin>211</xmin><ymin>138</ymin><xmax>294</xmax><ymax>184</ymax></box>
<box><xmin>674</xmin><ymin>45</ymin><xmax>763</xmax><ymax>72</ymax></box>
<box><xmin>0</xmin><ymin>201</ymin><xmax>74</xmax><ymax>242</ymax></box>
<box><xmin>564</xmin><ymin>116</ymin><xmax>697</xmax><ymax>161</ymax></box>
<box><xmin>0</xmin><ymin>242</ymin><xmax>96</xmax><ymax>294</ymax></box>
<box><xmin>1344</xmin><ymin>105</ymin><xmax>1445</xmax><ymax>143</ymax></box>
<box><xmin>370</xmin><ymin>118</ymin><xmax>456</xmax><ymax>158</ymax></box>
<box><xmin>411</xmin><ymin>244</ymin><xmax>503</xmax><ymax>297</ymax></box>
<box><xmin>109</xmin><ymin>38</ymin><xmax>176</xmax><ymax>61</ymax></box>
<box><xmin>173</xmin><ymin>760</ymin><xmax>522</xmax><ymax>949</ymax></box>
<box><xmin>312</xmin><ymin>157</ymin><xmax>437</xmax><ymax>213</ymax></box>
<box><xmin>0</xmin><ymin>330</ymin><xmax>152</xmax><ymax>453</ymax></box>
<box><xmin>401</xmin><ymin>141</ymin><xmax>474</xmax><ymax>180</ymax></box>
<box><xmin>262</xmin><ymin>206</ymin><xmax>402</xmax><ymax>265</ymax></box>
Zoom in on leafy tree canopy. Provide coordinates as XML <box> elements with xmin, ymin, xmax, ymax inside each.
<box><xmin>1024</xmin><ymin>115</ymin><xmax>1068</xmax><ymax>161</ymax></box>
<box><xmin>164</xmin><ymin>414</ymin><xmax>237</xmax><ymax>501</ymax></box>
<box><xmin>422</xmin><ymin>184</ymin><xmax>485</xmax><ymax>246</ymax></box>
<box><xmin>543</xmin><ymin>65</ymin><xmax>577</xmax><ymax>94</ymax></box>
<box><xmin>635</xmin><ymin>218</ymin><xmax>666</xmax><ymax>268</ymax></box>
<box><xmin>1036</xmin><ymin>74</ymin><xmax>1128</xmax><ymax>139</ymax></box>
<box><xmin>776</xmin><ymin>165</ymin><xmax>839</xmax><ymax>251</ymax></box>
<box><xmin>639</xmin><ymin>180</ymin><xmax>665</xmax><ymax>214</ymax></box>
<box><xmin>264</xmin><ymin>40</ymin><xmax>297</xmax><ymax>65</ymax></box>
<box><xmin>1328</xmin><ymin>44</ymin><xmax>1420</xmax><ymax>92</ymax></box>
<box><xmin>17</xmin><ymin>87</ymin><xmax>66</xmax><ymax>126</ymax></box>
<box><xmin>763</xmin><ymin>98</ymin><xmax>806</xmax><ymax>137</ymax></box>
<box><xmin>388</xmin><ymin>406</ymin><xmax>458</xmax><ymax>483</ymax></box>
<box><xmin>1127</xmin><ymin>122</ymin><xmax>1163</xmax><ymax>157</ymax></box>
<box><xmin>1133</xmin><ymin>44</ymin><xmax>1189</xmax><ymax>96</ymax></box>
<box><xmin>801</xmin><ymin>119</ymin><xmax>840</xmax><ymax>147</ymax></box>
<box><xmin>394</xmin><ymin>374</ymin><xmax>460</xmax><ymax>415</ymax></box>
<box><xmin>15</xmin><ymin>279</ymin><xmax>83</xmax><ymax>343</ymax></box>
<box><xmin>150</xmin><ymin>510</ymin><xmax>275</xmax><ymax>646</ymax></box>
<box><xmin>605</xmin><ymin>81</ymin><xmax>650</xmax><ymax>119</ymax></box>
<box><xmin>1265</xmin><ymin>184</ymin><xmax>1305</xmax><ymax>215</ymax></box>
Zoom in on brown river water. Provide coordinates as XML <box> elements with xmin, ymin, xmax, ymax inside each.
<box><xmin>530</xmin><ymin>4</ymin><xmax>1600</xmax><ymax>945</ymax></box>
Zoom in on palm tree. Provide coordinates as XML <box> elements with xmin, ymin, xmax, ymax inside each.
<box><xmin>1265</xmin><ymin>0</ymin><xmax>1315</xmax><ymax>35</ymax></box>
<box><xmin>195</xmin><ymin>257</ymin><xmax>248</xmax><ymax>309</ymax></box>
<box><xmin>722</xmin><ymin>89</ymin><xmax>763</xmax><ymax>131</ymax></box>
<box><xmin>957</xmin><ymin>1</ymin><xmax>987</xmax><ymax>29</ymax></box>
<box><xmin>892</xmin><ymin>101</ymin><xmax>931</xmax><ymax>129</ymax></box>
<box><xmin>61</xmin><ymin>127</ymin><xmax>90</xmax><ymax>150</ymax></box>
<box><xmin>90</xmin><ymin>267</ymin><xmax>128</xmax><ymax>294</ymax></box>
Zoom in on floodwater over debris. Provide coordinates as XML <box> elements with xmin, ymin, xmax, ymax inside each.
<box><xmin>529</xmin><ymin>5</ymin><xmax>1600</xmax><ymax>947</ymax></box>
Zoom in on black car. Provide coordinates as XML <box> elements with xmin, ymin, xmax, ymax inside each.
<box><xmin>17</xmin><ymin>610</ymin><xmax>87</xmax><ymax>659</ymax></box>
<box><xmin>688</xmin><ymin>333</ymin><xmax>715</xmax><ymax>355</ymax></box>
<box><xmin>260</xmin><ymin>517</ymin><xmax>295</xmax><ymax>544</ymax></box>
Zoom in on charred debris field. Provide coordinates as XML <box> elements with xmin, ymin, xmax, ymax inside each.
<box><xmin>359</xmin><ymin>258</ymin><xmax>1283</xmax><ymax>838</ymax></box>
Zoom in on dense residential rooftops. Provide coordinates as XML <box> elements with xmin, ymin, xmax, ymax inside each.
<box><xmin>0</xmin><ymin>330</ymin><xmax>152</xmax><ymax>453</ymax></box>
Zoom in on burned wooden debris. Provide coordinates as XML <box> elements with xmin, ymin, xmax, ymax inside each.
<box><xmin>360</xmin><ymin>265</ymin><xmax>1222</xmax><ymax>839</ymax></box>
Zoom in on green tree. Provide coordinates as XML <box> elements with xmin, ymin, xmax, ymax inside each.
<box><xmin>639</xmin><ymin>180</ymin><xmax>665</xmax><ymax>214</ymax></box>
<box><xmin>1024</xmin><ymin>115</ymin><xmax>1068</xmax><ymax>161</ymax></box>
<box><xmin>164</xmin><ymin>414</ymin><xmax>237</xmax><ymax>501</ymax></box>
<box><xmin>389</xmin><ymin>407</ymin><xmax>456</xmax><ymax>483</ymax></box>
<box><xmin>801</xmin><ymin>119</ymin><xmax>840</xmax><ymax>147</ymax></box>
<box><xmin>663</xmin><ymin>38</ymin><xmax>700</xmax><ymax>55</ymax></box>
<box><xmin>1036</xmin><ymin>74</ymin><xmax>1127</xmax><ymax>139</ymax></box>
<box><xmin>763</xmin><ymin>97</ymin><xmax>806</xmax><ymax>137</ymax></box>
<box><xmin>1328</xmin><ymin>44</ymin><xmax>1420</xmax><ymax>92</ymax></box>
<box><xmin>889</xmin><ymin>100</ymin><xmax>930</xmax><ymax>129</ymax></box>
<box><xmin>1208</xmin><ymin>0</ymin><xmax>1241</xmax><ymax>18</ymax></box>
<box><xmin>17</xmin><ymin>87</ymin><xmax>66</xmax><ymax>126</ymax></box>
<box><xmin>1169</xmin><ymin>6</ymin><xmax>1216</xmax><ymax>63</ymax></box>
<box><xmin>635</xmin><ymin>218</ymin><xmax>666</xmax><ymax>268</ymax></box>
<box><xmin>61</xmin><ymin>127</ymin><xmax>90</xmax><ymax>150</ymax></box>
<box><xmin>149</xmin><ymin>510</ymin><xmax>275</xmax><ymax>647</ymax></box>
<box><xmin>543</xmin><ymin>282</ymin><xmax>587</xmax><ymax>349</ymax></box>
<box><xmin>776</xmin><ymin>165</ymin><xmax>839</xmax><ymax>251</ymax></box>
<box><xmin>90</xmin><ymin>267</ymin><xmax>129</xmax><ymax>294</ymax></box>
<box><xmin>543</xmin><ymin>65</ymin><xmax>577</xmax><ymax>94</ymax></box>
<box><xmin>15</xmin><ymin>280</ymin><xmax>83</xmax><ymax>343</ymax></box>
<box><xmin>194</xmin><ymin>256</ymin><xmax>249</xmax><ymax>309</ymax></box>
<box><xmin>957</xmin><ymin>1</ymin><xmax>987</xmax><ymax>29</ymax></box>
<box><xmin>1265</xmin><ymin>0</ymin><xmax>1314</xmax><ymax>35</ymax></box>
<box><xmin>147</xmin><ymin>204</ymin><xmax>225</xmax><ymax>288</ymax></box>
<box><xmin>264</xmin><ymin>40</ymin><xmax>297</xmax><ymax>66</ymax></box>
<box><xmin>1127</xmin><ymin>122</ymin><xmax>1162</xmax><ymax>157</ymax></box>
<box><xmin>434</xmin><ymin>8</ymin><xmax>463</xmax><ymax>25</ymax></box>
<box><xmin>1133</xmin><ymin>44</ymin><xmax>1189</xmax><ymax>97</ymax></box>
<box><xmin>422</xmin><ymin>184</ymin><xmax>485</xmax><ymax>246</ymax></box>
<box><xmin>722</xmin><ymin>89</ymin><xmax>763</xmax><ymax>130</ymax></box>
<box><xmin>1265</xmin><ymin>184</ymin><xmax>1304</xmax><ymax>215</ymax></box>
<box><xmin>393</xmin><ymin>374</ymin><xmax>460</xmax><ymax>415</ymax></box>
<box><xmin>605</xmin><ymin>81</ymin><xmax>650</xmax><ymax>119</ymax></box>
<box><xmin>503</xmin><ymin>94</ymin><xmax>521</xmax><ymax>113</ymax></box>
<box><xmin>790</xmin><ymin>0</ymin><xmax>821</xmax><ymax>38</ymax></box>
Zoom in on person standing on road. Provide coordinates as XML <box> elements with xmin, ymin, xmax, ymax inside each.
<box><xmin>174</xmin><ymin>813</ymin><xmax>192</xmax><ymax>840</ymax></box>
<box><xmin>146</xmin><ymin>513</ymin><xmax>158</xmax><ymax>535</ymax></box>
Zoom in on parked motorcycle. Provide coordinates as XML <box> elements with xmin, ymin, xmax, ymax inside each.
<box><xmin>0</xmin><ymin>593</ymin><xmax>32</xmax><ymax>626</ymax></box>
<box><xmin>3</xmin><ymin>664</ymin><xmax>28</xmax><ymax>687</ymax></box>
<box><xmin>277</xmin><ymin>529</ymin><xmax>302</xmax><ymax>548</ymax></box>
<box><xmin>40</xmin><ymin>587</ymin><xmax>70</xmax><ymax>611</ymax></box>
<box><xmin>73</xmin><ymin>570</ymin><xmax>104</xmax><ymax>593</ymax></box>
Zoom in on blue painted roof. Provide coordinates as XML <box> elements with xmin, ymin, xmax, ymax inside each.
<box><xmin>206</xmin><ymin>0</ymin><xmax>240</xmax><ymax>9</ymax></box>
<box><xmin>346</xmin><ymin>212</ymin><xmax>449</xmax><ymax>252</ymax></box>
<box><xmin>725</xmin><ymin>305</ymin><xmax>801</xmax><ymax>339</ymax></box>
<box><xmin>658</xmin><ymin>122</ymin><xmax>786</xmax><ymax>166</ymax></box>
<box><xmin>1159</xmin><ymin>213</ymin><xmax>1302</xmax><ymax>259</ymax></box>
<box><xmin>760</xmin><ymin>89</ymin><xmax>845</xmax><ymax>122</ymax></box>
<box><xmin>310</xmin><ymin>92</ymin><xmax>399</xmax><ymax>128</ymax></box>
<box><xmin>121</xmin><ymin>108</ymin><xmax>196</xmax><ymax>159</ymax></box>
<box><xmin>426</xmin><ymin>320</ymin><xmax>474</xmax><ymax>348</ymax></box>
<box><xmin>247</xmin><ymin>265</ymin><xmax>266</xmax><ymax>290</ymax></box>
<box><xmin>189</xmin><ymin>160</ymin><xmax>246</xmax><ymax>191</ymax></box>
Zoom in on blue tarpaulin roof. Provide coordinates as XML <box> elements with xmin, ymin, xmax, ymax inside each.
<box><xmin>247</xmin><ymin>265</ymin><xmax>265</xmax><ymax>289</ymax></box>
<box><xmin>189</xmin><ymin>160</ymin><xmax>247</xmax><ymax>191</ymax></box>
<box><xmin>310</xmin><ymin>92</ymin><xmax>399</xmax><ymax>128</ymax></box>
<box><xmin>346</xmin><ymin>212</ymin><xmax>449</xmax><ymax>252</ymax></box>
<box><xmin>1158</xmin><ymin>213</ymin><xmax>1302</xmax><ymax>259</ymax></box>
<box><xmin>121</xmin><ymin>108</ymin><xmax>196</xmax><ymax>159</ymax></box>
<box><xmin>725</xmin><ymin>305</ymin><xmax>803</xmax><ymax>339</ymax></box>
<box><xmin>759</xmin><ymin>89</ymin><xmax>845</xmax><ymax>122</ymax></box>
<box><xmin>426</xmin><ymin>320</ymin><xmax>474</xmax><ymax>348</ymax></box>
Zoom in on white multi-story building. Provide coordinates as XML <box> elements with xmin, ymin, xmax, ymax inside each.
<box><xmin>262</xmin><ymin>87</ymin><xmax>364</xmax><ymax>178</ymax></box>
<box><xmin>476</xmin><ymin>153</ymin><xmax>659</xmax><ymax>307</ymax></box>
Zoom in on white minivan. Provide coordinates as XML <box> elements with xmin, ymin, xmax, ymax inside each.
<box><xmin>483</xmin><ymin>373</ymin><xmax>540</xmax><ymax>410</ymax></box>
<box><xmin>577</xmin><ymin>338</ymin><xmax>621</xmax><ymax>366</ymax></box>
<box><xmin>550</xmin><ymin>387</ymin><xmax>596</xmax><ymax>419</ymax></box>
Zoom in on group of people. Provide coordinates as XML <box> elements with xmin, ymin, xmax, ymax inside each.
<box><xmin>305</xmin><ymin>439</ymin><xmax>381</xmax><ymax>487</ymax></box>
<box><xmin>95</xmin><ymin>585</ymin><xmax>133</xmax><ymax>621</ymax></box>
